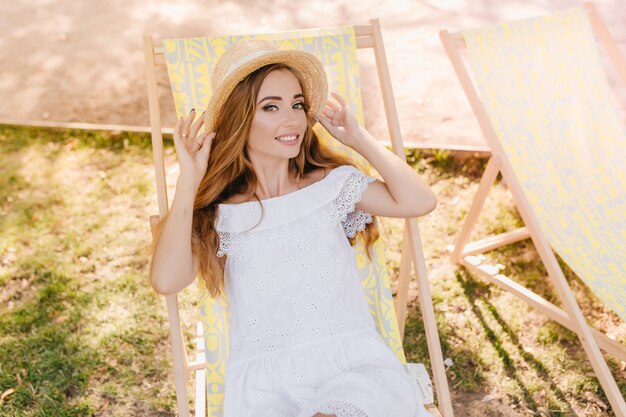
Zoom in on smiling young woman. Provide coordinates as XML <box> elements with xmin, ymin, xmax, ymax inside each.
<box><xmin>150</xmin><ymin>39</ymin><xmax>436</xmax><ymax>417</ymax></box>
<box><xmin>245</xmin><ymin>67</ymin><xmax>311</xmax><ymax>188</ymax></box>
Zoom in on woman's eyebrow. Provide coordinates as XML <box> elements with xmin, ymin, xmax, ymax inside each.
<box><xmin>258</xmin><ymin>93</ymin><xmax>304</xmax><ymax>105</ymax></box>
<box><xmin>258</xmin><ymin>96</ymin><xmax>282</xmax><ymax>104</ymax></box>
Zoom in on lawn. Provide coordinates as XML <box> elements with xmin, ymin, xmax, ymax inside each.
<box><xmin>0</xmin><ymin>126</ymin><xmax>624</xmax><ymax>416</ymax></box>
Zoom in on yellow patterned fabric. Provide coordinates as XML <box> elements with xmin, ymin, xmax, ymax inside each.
<box><xmin>163</xmin><ymin>27</ymin><xmax>405</xmax><ymax>416</ymax></box>
<box><xmin>463</xmin><ymin>8</ymin><xmax>626</xmax><ymax>320</ymax></box>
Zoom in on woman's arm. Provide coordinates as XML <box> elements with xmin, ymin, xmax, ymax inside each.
<box><xmin>151</xmin><ymin>173</ymin><xmax>199</xmax><ymax>295</ymax></box>
<box><xmin>150</xmin><ymin>110</ymin><xmax>214</xmax><ymax>295</ymax></box>
<box><xmin>317</xmin><ymin>93</ymin><xmax>436</xmax><ymax>218</ymax></box>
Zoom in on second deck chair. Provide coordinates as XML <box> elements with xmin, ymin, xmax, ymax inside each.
<box><xmin>440</xmin><ymin>3</ymin><xmax>626</xmax><ymax>416</ymax></box>
<box><xmin>144</xmin><ymin>22</ymin><xmax>453</xmax><ymax>417</ymax></box>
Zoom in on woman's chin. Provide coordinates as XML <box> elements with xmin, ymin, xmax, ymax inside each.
<box><xmin>274</xmin><ymin>140</ymin><xmax>302</xmax><ymax>157</ymax></box>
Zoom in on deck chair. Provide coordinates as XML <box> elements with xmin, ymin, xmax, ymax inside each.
<box><xmin>144</xmin><ymin>21</ymin><xmax>453</xmax><ymax>417</ymax></box>
<box><xmin>440</xmin><ymin>3</ymin><xmax>626</xmax><ymax>416</ymax></box>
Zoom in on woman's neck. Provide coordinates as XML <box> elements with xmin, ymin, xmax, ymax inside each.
<box><xmin>251</xmin><ymin>160</ymin><xmax>297</xmax><ymax>200</ymax></box>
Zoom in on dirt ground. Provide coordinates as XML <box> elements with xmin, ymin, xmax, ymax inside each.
<box><xmin>2</xmin><ymin>0</ymin><xmax>625</xmax><ymax>151</ymax></box>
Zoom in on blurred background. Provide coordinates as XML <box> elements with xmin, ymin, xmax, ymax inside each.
<box><xmin>2</xmin><ymin>0</ymin><xmax>625</xmax><ymax>151</ymax></box>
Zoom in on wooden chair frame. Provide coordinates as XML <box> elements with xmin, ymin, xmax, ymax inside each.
<box><xmin>144</xmin><ymin>19</ymin><xmax>453</xmax><ymax>417</ymax></box>
<box><xmin>439</xmin><ymin>3</ymin><xmax>626</xmax><ymax>416</ymax></box>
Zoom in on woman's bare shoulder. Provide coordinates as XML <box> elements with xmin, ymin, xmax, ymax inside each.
<box><xmin>301</xmin><ymin>167</ymin><xmax>328</xmax><ymax>186</ymax></box>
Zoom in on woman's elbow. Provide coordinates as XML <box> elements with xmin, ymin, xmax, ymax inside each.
<box><xmin>149</xmin><ymin>265</ymin><xmax>188</xmax><ymax>296</ymax></box>
<box><xmin>149</xmin><ymin>251</ymin><xmax>197</xmax><ymax>295</ymax></box>
<box><xmin>409</xmin><ymin>190</ymin><xmax>437</xmax><ymax>217</ymax></box>
<box><xmin>150</xmin><ymin>273</ymin><xmax>177</xmax><ymax>296</ymax></box>
<box><xmin>422</xmin><ymin>190</ymin><xmax>437</xmax><ymax>215</ymax></box>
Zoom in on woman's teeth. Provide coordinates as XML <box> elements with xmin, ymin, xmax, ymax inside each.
<box><xmin>275</xmin><ymin>135</ymin><xmax>298</xmax><ymax>142</ymax></box>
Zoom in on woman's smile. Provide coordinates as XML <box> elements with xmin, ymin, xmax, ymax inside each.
<box><xmin>274</xmin><ymin>133</ymin><xmax>300</xmax><ymax>144</ymax></box>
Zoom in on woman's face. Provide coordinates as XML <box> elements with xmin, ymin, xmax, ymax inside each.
<box><xmin>247</xmin><ymin>68</ymin><xmax>308</xmax><ymax>163</ymax></box>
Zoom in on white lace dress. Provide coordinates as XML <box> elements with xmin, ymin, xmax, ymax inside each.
<box><xmin>216</xmin><ymin>165</ymin><xmax>430</xmax><ymax>417</ymax></box>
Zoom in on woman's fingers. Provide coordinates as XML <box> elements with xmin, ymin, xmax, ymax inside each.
<box><xmin>172</xmin><ymin>116</ymin><xmax>187</xmax><ymax>154</ymax></box>
<box><xmin>191</xmin><ymin>131</ymin><xmax>204</xmax><ymax>152</ymax></box>
<box><xmin>318</xmin><ymin>113</ymin><xmax>339</xmax><ymax>134</ymax></box>
<box><xmin>317</xmin><ymin>112</ymin><xmax>329</xmax><ymax>124</ymax></box>
<box><xmin>322</xmin><ymin>104</ymin><xmax>342</xmax><ymax>127</ymax></box>
<box><xmin>190</xmin><ymin>130</ymin><xmax>214</xmax><ymax>158</ymax></box>
<box><xmin>323</xmin><ymin>102</ymin><xmax>338</xmax><ymax>116</ymax></box>
<box><xmin>324</xmin><ymin>94</ymin><xmax>348</xmax><ymax>125</ymax></box>
<box><xmin>180</xmin><ymin>108</ymin><xmax>196</xmax><ymax>142</ymax></box>
<box><xmin>330</xmin><ymin>91</ymin><xmax>347</xmax><ymax>107</ymax></box>
<box><xmin>173</xmin><ymin>116</ymin><xmax>183</xmax><ymax>139</ymax></box>
<box><xmin>189</xmin><ymin>110</ymin><xmax>205</xmax><ymax>140</ymax></box>
<box><xmin>325</xmin><ymin>96</ymin><xmax>340</xmax><ymax>111</ymax></box>
<box><xmin>199</xmin><ymin>131</ymin><xmax>215</xmax><ymax>159</ymax></box>
<box><xmin>325</xmin><ymin>92</ymin><xmax>347</xmax><ymax>116</ymax></box>
<box><xmin>184</xmin><ymin>108</ymin><xmax>195</xmax><ymax>130</ymax></box>
<box><xmin>175</xmin><ymin>108</ymin><xmax>205</xmax><ymax>153</ymax></box>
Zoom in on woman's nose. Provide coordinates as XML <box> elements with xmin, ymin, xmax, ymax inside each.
<box><xmin>281</xmin><ymin>111</ymin><xmax>300</xmax><ymax>127</ymax></box>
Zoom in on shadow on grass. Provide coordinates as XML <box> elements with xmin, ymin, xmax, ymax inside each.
<box><xmin>0</xmin><ymin>263</ymin><xmax>99</xmax><ymax>416</ymax></box>
<box><xmin>456</xmin><ymin>269</ymin><xmax>576</xmax><ymax>416</ymax></box>
<box><xmin>404</xmin><ymin>309</ymin><xmax>487</xmax><ymax>392</ymax></box>
<box><xmin>490</xmin><ymin>241</ymin><xmax>563</xmax><ymax>307</ymax></box>
<box><xmin>478</xmin><ymin>243</ymin><xmax>626</xmax><ymax>409</ymax></box>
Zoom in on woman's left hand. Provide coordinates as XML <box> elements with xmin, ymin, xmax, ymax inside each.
<box><xmin>317</xmin><ymin>92</ymin><xmax>364</xmax><ymax>150</ymax></box>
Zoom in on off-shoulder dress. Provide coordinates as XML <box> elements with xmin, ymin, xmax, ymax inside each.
<box><xmin>216</xmin><ymin>165</ymin><xmax>430</xmax><ymax>417</ymax></box>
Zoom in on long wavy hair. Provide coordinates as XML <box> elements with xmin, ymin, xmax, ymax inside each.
<box><xmin>172</xmin><ymin>63</ymin><xmax>378</xmax><ymax>296</ymax></box>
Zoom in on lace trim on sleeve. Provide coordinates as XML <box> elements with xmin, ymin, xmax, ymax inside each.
<box><xmin>216</xmin><ymin>230</ymin><xmax>233</xmax><ymax>258</ymax></box>
<box><xmin>334</xmin><ymin>170</ymin><xmax>376</xmax><ymax>238</ymax></box>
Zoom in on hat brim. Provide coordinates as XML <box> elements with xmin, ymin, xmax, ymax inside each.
<box><xmin>204</xmin><ymin>49</ymin><xmax>328</xmax><ymax>133</ymax></box>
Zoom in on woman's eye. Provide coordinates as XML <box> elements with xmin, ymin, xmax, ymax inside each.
<box><xmin>262</xmin><ymin>104</ymin><xmax>278</xmax><ymax>112</ymax></box>
<box><xmin>293</xmin><ymin>102</ymin><xmax>306</xmax><ymax>110</ymax></box>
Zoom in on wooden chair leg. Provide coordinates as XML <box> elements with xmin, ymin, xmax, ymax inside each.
<box><xmin>407</xmin><ymin>218</ymin><xmax>454</xmax><ymax>417</ymax></box>
<box><xmin>166</xmin><ymin>295</ymin><xmax>191</xmax><ymax>417</ymax></box>
<box><xmin>396</xmin><ymin>226</ymin><xmax>412</xmax><ymax>340</ymax></box>
<box><xmin>450</xmin><ymin>156</ymin><xmax>500</xmax><ymax>264</ymax></box>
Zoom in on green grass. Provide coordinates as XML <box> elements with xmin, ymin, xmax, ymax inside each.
<box><xmin>0</xmin><ymin>126</ymin><xmax>624</xmax><ymax>416</ymax></box>
<box><xmin>0</xmin><ymin>126</ymin><xmax>195</xmax><ymax>416</ymax></box>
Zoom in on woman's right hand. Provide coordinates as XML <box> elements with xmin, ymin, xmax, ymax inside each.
<box><xmin>173</xmin><ymin>109</ymin><xmax>215</xmax><ymax>190</ymax></box>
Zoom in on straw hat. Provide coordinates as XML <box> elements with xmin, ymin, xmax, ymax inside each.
<box><xmin>204</xmin><ymin>39</ymin><xmax>328</xmax><ymax>132</ymax></box>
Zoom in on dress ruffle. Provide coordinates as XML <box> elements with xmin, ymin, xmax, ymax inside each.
<box><xmin>223</xmin><ymin>331</ymin><xmax>422</xmax><ymax>417</ymax></box>
<box><xmin>216</xmin><ymin>165</ymin><xmax>375</xmax><ymax>257</ymax></box>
